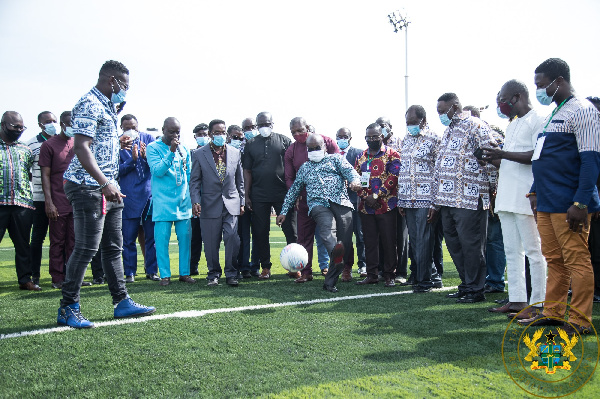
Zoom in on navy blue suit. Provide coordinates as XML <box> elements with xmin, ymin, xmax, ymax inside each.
<box><xmin>119</xmin><ymin>131</ymin><xmax>158</xmax><ymax>276</ymax></box>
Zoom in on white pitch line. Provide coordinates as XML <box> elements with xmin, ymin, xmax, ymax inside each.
<box><xmin>0</xmin><ymin>286</ymin><xmax>456</xmax><ymax>340</ymax></box>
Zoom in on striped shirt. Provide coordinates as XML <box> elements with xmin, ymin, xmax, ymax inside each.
<box><xmin>397</xmin><ymin>126</ymin><xmax>440</xmax><ymax>208</ymax></box>
<box><xmin>531</xmin><ymin>96</ymin><xmax>600</xmax><ymax>213</ymax></box>
<box><xmin>0</xmin><ymin>138</ymin><xmax>34</xmax><ymax>209</ymax></box>
<box><xmin>26</xmin><ymin>133</ymin><xmax>49</xmax><ymax>202</ymax></box>
<box><xmin>432</xmin><ymin>112</ymin><xmax>498</xmax><ymax>211</ymax></box>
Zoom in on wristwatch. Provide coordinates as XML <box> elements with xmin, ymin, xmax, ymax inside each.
<box><xmin>372</xmin><ymin>193</ymin><xmax>378</xmax><ymax>200</ymax></box>
<box><xmin>574</xmin><ymin>202</ymin><xmax>587</xmax><ymax>209</ymax></box>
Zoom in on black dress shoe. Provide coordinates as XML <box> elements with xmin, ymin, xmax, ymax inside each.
<box><xmin>495</xmin><ymin>297</ymin><xmax>509</xmax><ymax>304</ymax></box>
<box><xmin>241</xmin><ymin>270</ymin><xmax>252</xmax><ymax>279</ymax></box>
<box><xmin>323</xmin><ymin>284</ymin><xmax>338</xmax><ymax>293</ymax></box>
<box><xmin>250</xmin><ymin>270</ymin><xmax>260</xmax><ymax>277</ymax></box>
<box><xmin>226</xmin><ymin>277</ymin><xmax>239</xmax><ymax>287</ymax></box>
<box><xmin>446</xmin><ymin>291</ymin><xmax>466</xmax><ymax>299</ymax></box>
<box><xmin>456</xmin><ymin>292</ymin><xmax>486</xmax><ymax>303</ymax></box>
<box><xmin>484</xmin><ymin>285</ymin><xmax>504</xmax><ymax>294</ymax></box>
<box><xmin>400</xmin><ymin>275</ymin><xmax>414</xmax><ymax>286</ymax></box>
<box><xmin>432</xmin><ymin>281</ymin><xmax>443</xmax><ymax>289</ymax></box>
<box><xmin>190</xmin><ymin>270</ymin><xmax>199</xmax><ymax>276</ymax></box>
<box><xmin>593</xmin><ymin>294</ymin><xmax>600</xmax><ymax>303</ymax></box>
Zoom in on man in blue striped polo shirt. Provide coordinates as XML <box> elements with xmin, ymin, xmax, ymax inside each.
<box><xmin>519</xmin><ymin>58</ymin><xmax>600</xmax><ymax>335</ymax></box>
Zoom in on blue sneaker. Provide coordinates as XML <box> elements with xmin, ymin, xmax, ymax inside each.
<box><xmin>114</xmin><ymin>296</ymin><xmax>156</xmax><ymax>319</ymax></box>
<box><xmin>57</xmin><ymin>303</ymin><xmax>95</xmax><ymax>329</ymax></box>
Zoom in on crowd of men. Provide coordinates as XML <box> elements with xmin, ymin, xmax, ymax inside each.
<box><xmin>1</xmin><ymin>58</ymin><xmax>599</xmax><ymax>335</ymax></box>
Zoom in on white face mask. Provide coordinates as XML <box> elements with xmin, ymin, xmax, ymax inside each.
<box><xmin>307</xmin><ymin>149</ymin><xmax>325</xmax><ymax>163</ymax></box>
<box><xmin>258</xmin><ymin>126</ymin><xmax>272</xmax><ymax>137</ymax></box>
<box><xmin>122</xmin><ymin>129</ymin><xmax>139</xmax><ymax>141</ymax></box>
<box><xmin>43</xmin><ymin>122</ymin><xmax>61</xmax><ymax>136</ymax></box>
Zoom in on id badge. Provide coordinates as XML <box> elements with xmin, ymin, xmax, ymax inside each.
<box><xmin>531</xmin><ymin>136</ymin><xmax>546</xmax><ymax>161</ymax></box>
<box><xmin>360</xmin><ymin>172</ymin><xmax>371</xmax><ymax>188</ymax></box>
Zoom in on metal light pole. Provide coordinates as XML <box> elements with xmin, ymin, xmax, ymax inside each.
<box><xmin>388</xmin><ymin>10</ymin><xmax>410</xmax><ymax>112</ymax></box>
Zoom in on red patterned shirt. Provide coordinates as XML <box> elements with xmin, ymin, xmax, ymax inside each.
<box><xmin>355</xmin><ymin>145</ymin><xmax>401</xmax><ymax>214</ymax></box>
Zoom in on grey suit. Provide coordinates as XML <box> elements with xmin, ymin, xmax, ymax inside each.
<box><xmin>189</xmin><ymin>144</ymin><xmax>245</xmax><ymax>280</ymax></box>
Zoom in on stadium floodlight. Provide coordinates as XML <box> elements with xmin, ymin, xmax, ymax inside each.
<box><xmin>388</xmin><ymin>10</ymin><xmax>410</xmax><ymax>112</ymax></box>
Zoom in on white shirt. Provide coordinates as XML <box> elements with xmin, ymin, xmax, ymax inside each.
<box><xmin>495</xmin><ymin>109</ymin><xmax>545</xmax><ymax>215</ymax></box>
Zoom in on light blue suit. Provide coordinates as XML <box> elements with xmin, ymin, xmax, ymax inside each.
<box><xmin>146</xmin><ymin>140</ymin><xmax>192</xmax><ymax>278</ymax></box>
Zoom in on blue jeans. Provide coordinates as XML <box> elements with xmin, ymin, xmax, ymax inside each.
<box><xmin>315</xmin><ymin>224</ymin><xmax>330</xmax><ymax>271</ymax></box>
<box><xmin>155</xmin><ymin>219</ymin><xmax>191</xmax><ymax>278</ymax></box>
<box><xmin>61</xmin><ymin>181</ymin><xmax>128</xmax><ymax>306</ymax></box>
<box><xmin>485</xmin><ymin>213</ymin><xmax>506</xmax><ymax>291</ymax></box>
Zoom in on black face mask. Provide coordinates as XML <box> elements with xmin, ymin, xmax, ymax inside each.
<box><xmin>2</xmin><ymin>127</ymin><xmax>23</xmax><ymax>142</ymax></box>
<box><xmin>367</xmin><ymin>139</ymin><xmax>382</xmax><ymax>151</ymax></box>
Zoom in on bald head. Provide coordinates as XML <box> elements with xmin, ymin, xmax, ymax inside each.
<box><xmin>1</xmin><ymin>111</ymin><xmax>22</xmax><ymax>124</ymax></box>
<box><xmin>1</xmin><ymin>111</ymin><xmax>25</xmax><ymax>143</ymax></box>
<box><xmin>306</xmin><ymin>133</ymin><xmax>324</xmax><ymax>148</ymax></box>
<box><xmin>161</xmin><ymin>117</ymin><xmax>181</xmax><ymax>146</ymax></box>
<box><xmin>336</xmin><ymin>127</ymin><xmax>351</xmax><ymax>139</ymax></box>
<box><xmin>290</xmin><ymin>117</ymin><xmax>307</xmax><ymax>129</ymax></box>
<box><xmin>256</xmin><ymin>112</ymin><xmax>273</xmax><ymax>125</ymax></box>
<box><xmin>241</xmin><ymin>118</ymin><xmax>255</xmax><ymax>130</ymax></box>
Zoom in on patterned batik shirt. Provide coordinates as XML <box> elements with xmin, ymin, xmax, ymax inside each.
<box><xmin>0</xmin><ymin>137</ymin><xmax>34</xmax><ymax>209</ymax></box>
<box><xmin>432</xmin><ymin>112</ymin><xmax>498</xmax><ymax>211</ymax></box>
<box><xmin>281</xmin><ymin>154</ymin><xmax>360</xmax><ymax>216</ymax></box>
<box><xmin>63</xmin><ymin>87</ymin><xmax>120</xmax><ymax>188</ymax></box>
<box><xmin>397</xmin><ymin>126</ymin><xmax>440</xmax><ymax>209</ymax></box>
<box><xmin>355</xmin><ymin>145</ymin><xmax>401</xmax><ymax>215</ymax></box>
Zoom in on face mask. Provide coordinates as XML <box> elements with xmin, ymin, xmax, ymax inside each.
<box><xmin>64</xmin><ymin>127</ymin><xmax>74</xmax><ymax>137</ymax></box>
<box><xmin>43</xmin><ymin>122</ymin><xmax>60</xmax><ymax>136</ymax></box>
<box><xmin>122</xmin><ymin>129</ymin><xmax>139</xmax><ymax>141</ymax></box>
<box><xmin>407</xmin><ymin>125</ymin><xmax>421</xmax><ymax>136</ymax></box>
<box><xmin>294</xmin><ymin>133</ymin><xmax>308</xmax><ymax>144</ymax></box>
<box><xmin>439</xmin><ymin>112</ymin><xmax>452</xmax><ymax>126</ymax></box>
<box><xmin>196</xmin><ymin>136</ymin><xmax>211</xmax><ymax>146</ymax></box>
<box><xmin>496</xmin><ymin>106</ymin><xmax>509</xmax><ymax>119</ymax></box>
<box><xmin>229</xmin><ymin>139</ymin><xmax>242</xmax><ymax>149</ymax></box>
<box><xmin>381</xmin><ymin>127</ymin><xmax>390</xmax><ymax>138</ymax></box>
<box><xmin>307</xmin><ymin>149</ymin><xmax>325</xmax><ymax>162</ymax></box>
<box><xmin>3</xmin><ymin>127</ymin><xmax>23</xmax><ymax>142</ymax></box>
<box><xmin>337</xmin><ymin>139</ymin><xmax>349</xmax><ymax>149</ymax></box>
<box><xmin>536</xmin><ymin>79</ymin><xmax>558</xmax><ymax>106</ymax></box>
<box><xmin>212</xmin><ymin>134</ymin><xmax>226</xmax><ymax>147</ymax></box>
<box><xmin>258</xmin><ymin>126</ymin><xmax>272</xmax><ymax>137</ymax></box>
<box><xmin>111</xmin><ymin>88</ymin><xmax>126</xmax><ymax>104</ymax></box>
<box><xmin>244</xmin><ymin>129</ymin><xmax>258</xmax><ymax>140</ymax></box>
<box><xmin>367</xmin><ymin>139</ymin><xmax>382</xmax><ymax>151</ymax></box>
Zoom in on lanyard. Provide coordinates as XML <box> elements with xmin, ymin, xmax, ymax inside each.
<box><xmin>366</xmin><ymin>145</ymin><xmax>385</xmax><ymax>170</ymax></box>
<box><xmin>542</xmin><ymin>96</ymin><xmax>572</xmax><ymax>135</ymax></box>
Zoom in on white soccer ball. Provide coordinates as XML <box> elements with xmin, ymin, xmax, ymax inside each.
<box><xmin>279</xmin><ymin>243</ymin><xmax>308</xmax><ymax>272</ymax></box>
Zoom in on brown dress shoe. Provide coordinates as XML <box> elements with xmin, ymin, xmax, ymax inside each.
<box><xmin>356</xmin><ymin>276</ymin><xmax>379</xmax><ymax>285</ymax></box>
<box><xmin>287</xmin><ymin>271</ymin><xmax>301</xmax><ymax>279</ymax></box>
<box><xmin>19</xmin><ymin>281</ymin><xmax>41</xmax><ymax>291</ymax></box>
<box><xmin>179</xmin><ymin>275</ymin><xmax>196</xmax><ymax>284</ymax></box>
<box><xmin>384</xmin><ymin>278</ymin><xmax>396</xmax><ymax>287</ymax></box>
<box><xmin>507</xmin><ymin>307</ymin><xmax>542</xmax><ymax>320</ymax></box>
<box><xmin>159</xmin><ymin>277</ymin><xmax>171</xmax><ymax>286</ymax></box>
<box><xmin>258</xmin><ymin>269</ymin><xmax>271</xmax><ymax>280</ymax></box>
<box><xmin>341</xmin><ymin>268</ymin><xmax>352</xmax><ymax>282</ymax></box>
<box><xmin>295</xmin><ymin>274</ymin><xmax>314</xmax><ymax>283</ymax></box>
<box><xmin>321</xmin><ymin>268</ymin><xmax>328</xmax><ymax>276</ymax></box>
<box><xmin>488</xmin><ymin>301</ymin><xmax>527</xmax><ymax>313</ymax></box>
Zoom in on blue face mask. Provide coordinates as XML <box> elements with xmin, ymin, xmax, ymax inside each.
<box><xmin>64</xmin><ymin>127</ymin><xmax>74</xmax><ymax>137</ymax></box>
<box><xmin>244</xmin><ymin>129</ymin><xmax>258</xmax><ymax>140</ymax></box>
<box><xmin>229</xmin><ymin>139</ymin><xmax>242</xmax><ymax>149</ymax></box>
<box><xmin>336</xmin><ymin>139</ymin><xmax>349</xmax><ymax>149</ymax></box>
<box><xmin>43</xmin><ymin>122</ymin><xmax>60</xmax><ymax>136</ymax></box>
<box><xmin>381</xmin><ymin>127</ymin><xmax>389</xmax><ymax>137</ymax></box>
<box><xmin>536</xmin><ymin>79</ymin><xmax>558</xmax><ymax>106</ymax></box>
<box><xmin>407</xmin><ymin>125</ymin><xmax>421</xmax><ymax>136</ymax></box>
<box><xmin>196</xmin><ymin>136</ymin><xmax>210</xmax><ymax>146</ymax></box>
<box><xmin>111</xmin><ymin>90</ymin><xmax>126</xmax><ymax>104</ymax></box>
<box><xmin>439</xmin><ymin>107</ymin><xmax>454</xmax><ymax>126</ymax></box>
<box><xmin>212</xmin><ymin>134</ymin><xmax>226</xmax><ymax>147</ymax></box>
<box><xmin>496</xmin><ymin>107</ymin><xmax>509</xmax><ymax>119</ymax></box>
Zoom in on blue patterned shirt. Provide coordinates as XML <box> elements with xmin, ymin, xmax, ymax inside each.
<box><xmin>64</xmin><ymin>87</ymin><xmax>120</xmax><ymax>188</ymax></box>
<box><xmin>281</xmin><ymin>154</ymin><xmax>360</xmax><ymax>216</ymax></box>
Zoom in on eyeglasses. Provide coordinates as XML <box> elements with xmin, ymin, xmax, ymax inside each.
<box><xmin>114</xmin><ymin>77</ymin><xmax>129</xmax><ymax>91</ymax></box>
<box><xmin>5</xmin><ymin>123</ymin><xmax>27</xmax><ymax>132</ymax></box>
<box><xmin>307</xmin><ymin>146</ymin><xmax>322</xmax><ymax>152</ymax></box>
<box><xmin>365</xmin><ymin>135</ymin><xmax>382</xmax><ymax>142</ymax></box>
<box><xmin>231</xmin><ymin>137</ymin><xmax>244</xmax><ymax>141</ymax></box>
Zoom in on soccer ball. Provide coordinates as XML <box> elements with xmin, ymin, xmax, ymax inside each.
<box><xmin>280</xmin><ymin>243</ymin><xmax>308</xmax><ymax>272</ymax></box>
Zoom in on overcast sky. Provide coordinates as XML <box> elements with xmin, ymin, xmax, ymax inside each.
<box><xmin>1</xmin><ymin>0</ymin><xmax>599</xmax><ymax>149</ymax></box>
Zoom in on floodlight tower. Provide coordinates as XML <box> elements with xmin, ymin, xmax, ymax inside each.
<box><xmin>388</xmin><ymin>10</ymin><xmax>410</xmax><ymax>112</ymax></box>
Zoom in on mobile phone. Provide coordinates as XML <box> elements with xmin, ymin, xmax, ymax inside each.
<box><xmin>473</xmin><ymin>147</ymin><xmax>484</xmax><ymax>160</ymax></box>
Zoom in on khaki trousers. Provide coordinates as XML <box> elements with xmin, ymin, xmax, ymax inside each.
<box><xmin>537</xmin><ymin>212</ymin><xmax>594</xmax><ymax>327</ymax></box>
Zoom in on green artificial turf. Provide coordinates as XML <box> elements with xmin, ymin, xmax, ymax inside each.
<box><xmin>0</xmin><ymin>220</ymin><xmax>598</xmax><ymax>398</ymax></box>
